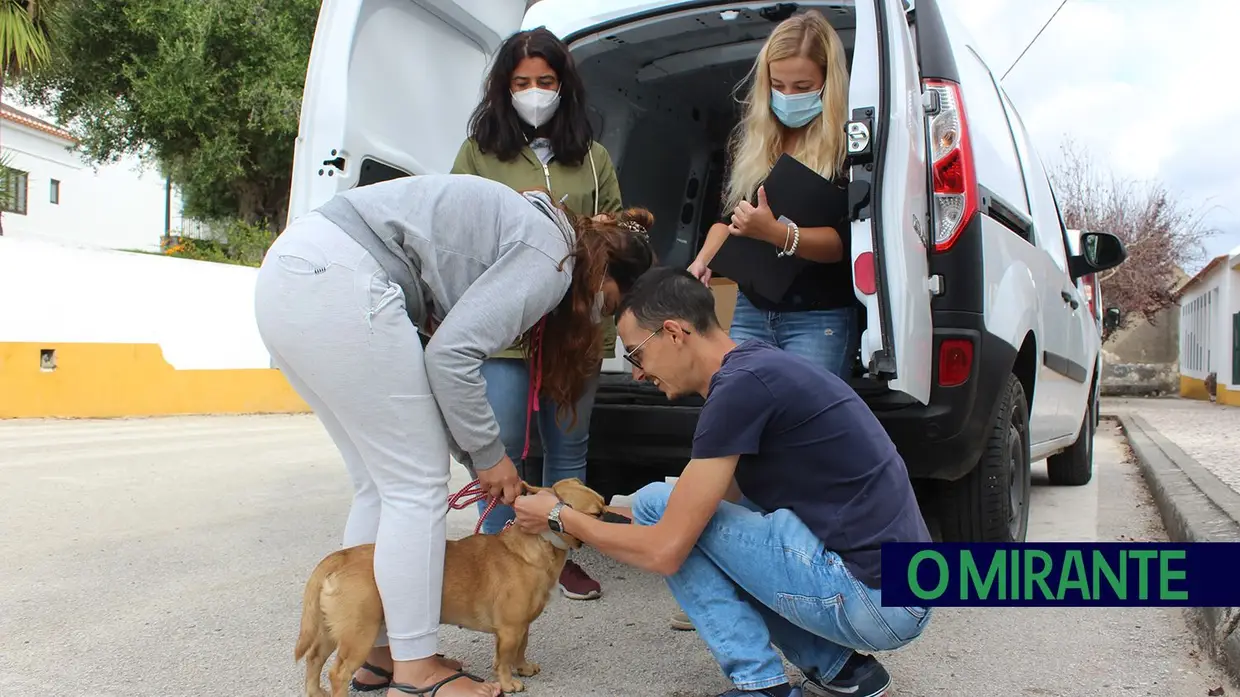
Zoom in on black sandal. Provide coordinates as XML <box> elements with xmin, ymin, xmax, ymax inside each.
<box><xmin>390</xmin><ymin>670</ymin><xmax>490</xmax><ymax>695</ymax></box>
<box><xmin>350</xmin><ymin>662</ymin><xmax>394</xmax><ymax>692</ymax></box>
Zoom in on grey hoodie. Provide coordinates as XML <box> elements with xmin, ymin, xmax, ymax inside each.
<box><xmin>315</xmin><ymin>174</ymin><xmax>577</xmax><ymax>472</ymax></box>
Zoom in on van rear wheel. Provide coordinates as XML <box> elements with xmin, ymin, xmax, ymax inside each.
<box><xmin>937</xmin><ymin>374</ymin><xmax>1032</xmax><ymax>543</ymax></box>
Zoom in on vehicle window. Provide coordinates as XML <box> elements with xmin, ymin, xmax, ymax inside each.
<box><xmin>1048</xmin><ymin>183</ymin><xmax>1080</xmax><ymax>283</ymax></box>
<box><xmin>999</xmin><ymin>90</ymin><xmax>1071</xmax><ymax>274</ymax></box>
<box><xmin>958</xmin><ymin>48</ymin><xmax>1029</xmax><ymax>218</ymax></box>
<box><xmin>1027</xmin><ymin>154</ymin><xmax>1070</xmax><ymax>274</ymax></box>
<box><xmin>996</xmin><ymin>89</ymin><xmax>1034</xmax><ymax>234</ymax></box>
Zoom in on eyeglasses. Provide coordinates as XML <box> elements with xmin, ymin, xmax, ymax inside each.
<box><xmin>621</xmin><ymin>328</ymin><xmax>660</xmax><ymax>370</ymax></box>
<box><xmin>621</xmin><ymin>325</ymin><xmax>690</xmax><ymax>370</ymax></box>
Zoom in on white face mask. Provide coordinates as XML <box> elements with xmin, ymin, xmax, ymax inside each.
<box><xmin>512</xmin><ymin>88</ymin><xmax>561</xmax><ymax>128</ymax></box>
<box><xmin>590</xmin><ymin>279</ymin><xmax>607</xmax><ymax>325</ymax></box>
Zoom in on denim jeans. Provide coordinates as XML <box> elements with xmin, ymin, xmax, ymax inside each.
<box><xmin>468</xmin><ymin>356</ymin><xmax>599</xmax><ymax>534</ymax></box>
<box><xmin>728</xmin><ymin>290</ymin><xmax>859</xmax><ymax>379</ymax></box>
<box><xmin>631</xmin><ymin>482</ymin><xmax>932</xmax><ymax>691</ymax></box>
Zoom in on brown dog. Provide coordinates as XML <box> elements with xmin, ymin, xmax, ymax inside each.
<box><xmin>294</xmin><ymin>478</ymin><xmax>608</xmax><ymax>696</ymax></box>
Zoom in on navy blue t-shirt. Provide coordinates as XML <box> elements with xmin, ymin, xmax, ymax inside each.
<box><xmin>692</xmin><ymin>340</ymin><xmax>931</xmax><ymax>588</ymax></box>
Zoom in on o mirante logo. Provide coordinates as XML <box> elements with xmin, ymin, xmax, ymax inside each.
<box><xmin>879</xmin><ymin>542</ymin><xmax>1238</xmax><ymax>607</ymax></box>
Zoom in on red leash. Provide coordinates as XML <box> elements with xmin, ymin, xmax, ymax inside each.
<box><xmin>449</xmin><ymin>318</ymin><xmax>546</xmax><ymax>536</ymax></box>
<box><xmin>448</xmin><ymin>479</ymin><xmax>513</xmax><ymax>535</ymax></box>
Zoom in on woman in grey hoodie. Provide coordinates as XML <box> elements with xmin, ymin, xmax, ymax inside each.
<box><xmin>253</xmin><ymin>173</ymin><xmax>655</xmax><ymax>697</ymax></box>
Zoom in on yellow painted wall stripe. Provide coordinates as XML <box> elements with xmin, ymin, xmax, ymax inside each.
<box><xmin>0</xmin><ymin>342</ymin><xmax>311</xmax><ymax>419</ymax></box>
<box><xmin>1179</xmin><ymin>375</ymin><xmax>1240</xmax><ymax>407</ymax></box>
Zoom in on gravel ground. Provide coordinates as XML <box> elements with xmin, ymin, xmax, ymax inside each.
<box><xmin>0</xmin><ymin>414</ymin><xmax>1231</xmax><ymax>696</ymax></box>
<box><xmin>1105</xmin><ymin>396</ymin><xmax>1240</xmax><ymax>493</ymax></box>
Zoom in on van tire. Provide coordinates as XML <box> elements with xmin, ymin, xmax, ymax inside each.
<box><xmin>1046</xmin><ymin>394</ymin><xmax>1095</xmax><ymax>486</ymax></box>
<box><xmin>937</xmin><ymin>374</ymin><xmax>1031</xmax><ymax>543</ymax></box>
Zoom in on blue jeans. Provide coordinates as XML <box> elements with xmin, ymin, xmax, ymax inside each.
<box><xmin>728</xmin><ymin>291</ymin><xmax>859</xmax><ymax>379</ymax></box>
<box><xmin>632</xmin><ymin>482</ymin><xmax>932</xmax><ymax>691</ymax></box>
<box><xmin>470</xmin><ymin>357</ymin><xmax>599</xmax><ymax>534</ymax></box>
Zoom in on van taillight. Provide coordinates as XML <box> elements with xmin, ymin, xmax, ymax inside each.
<box><xmin>938</xmin><ymin>338</ymin><xmax>973</xmax><ymax>387</ymax></box>
<box><xmin>924</xmin><ymin>79</ymin><xmax>977</xmax><ymax>253</ymax></box>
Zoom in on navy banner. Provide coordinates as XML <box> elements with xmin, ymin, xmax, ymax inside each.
<box><xmin>879</xmin><ymin>542</ymin><xmax>1240</xmax><ymax>607</ymax></box>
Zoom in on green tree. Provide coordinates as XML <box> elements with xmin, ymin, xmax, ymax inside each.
<box><xmin>0</xmin><ymin>0</ymin><xmax>55</xmax><ymax>234</ymax></box>
<box><xmin>17</xmin><ymin>0</ymin><xmax>321</xmax><ymax>233</ymax></box>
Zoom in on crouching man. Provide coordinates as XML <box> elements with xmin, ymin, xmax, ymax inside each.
<box><xmin>513</xmin><ymin>267</ymin><xmax>934</xmax><ymax>697</ymax></box>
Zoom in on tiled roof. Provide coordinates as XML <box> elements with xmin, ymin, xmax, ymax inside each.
<box><xmin>0</xmin><ymin>103</ymin><xmax>76</xmax><ymax>143</ymax></box>
<box><xmin>1174</xmin><ymin>254</ymin><xmax>1228</xmax><ymax>301</ymax></box>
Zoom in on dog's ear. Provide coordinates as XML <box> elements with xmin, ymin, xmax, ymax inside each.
<box><xmin>520</xmin><ymin>481</ymin><xmax>544</xmax><ymax>495</ymax></box>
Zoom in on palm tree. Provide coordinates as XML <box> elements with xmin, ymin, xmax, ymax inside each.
<box><xmin>0</xmin><ymin>0</ymin><xmax>54</xmax><ymax>234</ymax></box>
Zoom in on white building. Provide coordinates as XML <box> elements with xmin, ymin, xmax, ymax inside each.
<box><xmin>1176</xmin><ymin>245</ymin><xmax>1240</xmax><ymax>406</ymax></box>
<box><xmin>0</xmin><ymin>101</ymin><xmax>197</xmax><ymax>252</ymax></box>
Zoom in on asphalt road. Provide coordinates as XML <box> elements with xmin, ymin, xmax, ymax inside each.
<box><xmin>0</xmin><ymin>415</ymin><xmax>1229</xmax><ymax>696</ymax></box>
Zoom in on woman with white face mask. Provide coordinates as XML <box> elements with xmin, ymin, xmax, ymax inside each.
<box><xmin>687</xmin><ymin>10</ymin><xmax>857</xmax><ymax>379</ymax></box>
<box><xmin>449</xmin><ymin>26</ymin><xmax>626</xmax><ymax>603</ymax></box>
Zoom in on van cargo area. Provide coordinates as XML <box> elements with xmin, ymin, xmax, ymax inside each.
<box><xmin>576</xmin><ymin>3</ymin><xmax>856</xmax><ymax>275</ymax></box>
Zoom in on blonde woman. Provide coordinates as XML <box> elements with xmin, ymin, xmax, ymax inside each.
<box><xmin>688</xmin><ymin>10</ymin><xmax>858</xmax><ymax>379</ymax></box>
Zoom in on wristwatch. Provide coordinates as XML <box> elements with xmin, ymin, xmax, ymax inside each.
<box><xmin>547</xmin><ymin>501</ymin><xmax>567</xmax><ymax>533</ymax></box>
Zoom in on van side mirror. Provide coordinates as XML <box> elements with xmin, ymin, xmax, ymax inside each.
<box><xmin>1069</xmin><ymin>231</ymin><xmax>1127</xmax><ymax>279</ymax></box>
<box><xmin>1103</xmin><ymin>307</ymin><xmax>1122</xmax><ymax>335</ymax></box>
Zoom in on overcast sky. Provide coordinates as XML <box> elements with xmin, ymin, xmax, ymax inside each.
<box><xmin>940</xmin><ymin>0</ymin><xmax>1238</xmax><ymax>273</ymax></box>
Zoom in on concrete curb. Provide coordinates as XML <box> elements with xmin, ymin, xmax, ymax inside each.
<box><xmin>1108</xmin><ymin>412</ymin><xmax>1240</xmax><ymax>688</ymax></box>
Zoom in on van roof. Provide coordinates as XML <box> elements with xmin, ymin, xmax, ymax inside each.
<box><xmin>522</xmin><ymin>0</ymin><xmax>708</xmax><ymax>39</ymax></box>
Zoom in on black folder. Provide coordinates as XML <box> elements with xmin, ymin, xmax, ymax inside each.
<box><xmin>708</xmin><ymin>153</ymin><xmax>849</xmax><ymax>304</ymax></box>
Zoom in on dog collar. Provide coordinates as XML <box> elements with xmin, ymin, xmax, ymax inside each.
<box><xmin>541</xmin><ymin>530</ymin><xmax>571</xmax><ymax>551</ymax></box>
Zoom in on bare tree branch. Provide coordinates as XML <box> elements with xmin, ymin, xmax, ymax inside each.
<box><xmin>1048</xmin><ymin>135</ymin><xmax>1222</xmax><ymax>341</ymax></box>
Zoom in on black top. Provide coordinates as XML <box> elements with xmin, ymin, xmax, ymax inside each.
<box><xmin>722</xmin><ymin>173</ymin><xmax>855</xmax><ymax>312</ymax></box>
<box><xmin>691</xmin><ymin>340</ymin><xmax>933</xmax><ymax>588</ymax></box>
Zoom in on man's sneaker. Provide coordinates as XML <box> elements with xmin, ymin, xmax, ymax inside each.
<box><xmin>558</xmin><ymin>560</ymin><xmax>602</xmax><ymax>600</ymax></box>
<box><xmin>670</xmin><ymin>608</ymin><xmax>695</xmax><ymax>631</ymax></box>
<box><xmin>801</xmin><ymin>652</ymin><xmax>891</xmax><ymax>697</ymax></box>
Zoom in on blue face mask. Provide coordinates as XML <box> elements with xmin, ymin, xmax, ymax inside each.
<box><xmin>770</xmin><ymin>88</ymin><xmax>824</xmax><ymax>128</ymax></box>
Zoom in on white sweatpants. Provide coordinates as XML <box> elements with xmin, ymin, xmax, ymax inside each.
<box><xmin>254</xmin><ymin>212</ymin><xmax>450</xmax><ymax>661</ymax></box>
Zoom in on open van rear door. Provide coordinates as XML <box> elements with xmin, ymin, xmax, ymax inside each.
<box><xmin>847</xmin><ymin>0</ymin><xmax>933</xmax><ymax>404</ymax></box>
<box><xmin>287</xmin><ymin>0</ymin><xmax>527</xmax><ymax>221</ymax></box>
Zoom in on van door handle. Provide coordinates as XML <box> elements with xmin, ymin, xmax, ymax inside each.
<box><xmin>1061</xmin><ymin>290</ymin><xmax>1079</xmax><ymax>309</ymax></box>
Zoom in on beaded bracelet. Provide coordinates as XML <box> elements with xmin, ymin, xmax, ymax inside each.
<box><xmin>776</xmin><ymin>216</ymin><xmax>800</xmax><ymax>258</ymax></box>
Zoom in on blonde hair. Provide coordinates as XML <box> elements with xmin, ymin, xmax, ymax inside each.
<box><xmin>723</xmin><ymin>10</ymin><xmax>850</xmax><ymax>213</ymax></box>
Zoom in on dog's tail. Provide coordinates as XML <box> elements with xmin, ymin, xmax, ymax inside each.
<box><xmin>294</xmin><ymin>557</ymin><xmax>331</xmax><ymax>662</ymax></box>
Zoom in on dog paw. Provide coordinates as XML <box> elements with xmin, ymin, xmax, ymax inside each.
<box><xmin>500</xmin><ymin>677</ymin><xmax>526</xmax><ymax>693</ymax></box>
<box><xmin>516</xmin><ymin>662</ymin><xmax>540</xmax><ymax>677</ymax></box>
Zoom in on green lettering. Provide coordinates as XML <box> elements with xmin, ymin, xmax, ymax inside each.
<box><xmin>909</xmin><ymin>551</ymin><xmax>949</xmax><ymax>599</ymax></box>
<box><xmin>1010</xmin><ymin>547</ymin><xmax>1019</xmax><ymax>600</ymax></box>
<box><xmin>1130</xmin><ymin>550</ymin><xmax>1158</xmax><ymax>600</ymax></box>
<box><xmin>1057</xmin><ymin>550</ymin><xmax>1090</xmax><ymax>600</ymax></box>
<box><xmin>1159</xmin><ymin>550</ymin><xmax>1188</xmax><ymax>600</ymax></box>
<box><xmin>962</xmin><ymin>549</ymin><xmax>1005</xmax><ymax>599</ymax></box>
<box><xmin>1023</xmin><ymin>550</ymin><xmax>1055</xmax><ymax>600</ymax></box>
<box><xmin>1092</xmin><ymin>549</ymin><xmax>1126</xmax><ymax>599</ymax></box>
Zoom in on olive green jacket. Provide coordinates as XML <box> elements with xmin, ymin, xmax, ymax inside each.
<box><xmin>450</xmin><ymin>138</ymin><xmax>624</xmax><ymax>360</ymax></box>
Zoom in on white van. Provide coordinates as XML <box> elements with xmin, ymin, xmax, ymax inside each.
<box><xmin>287</xmin><ymin>0</ymin><xmax>1128</xmax><ymax>542</ymax></box>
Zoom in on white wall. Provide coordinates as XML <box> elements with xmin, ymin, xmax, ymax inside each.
<box><xmin>1178</xmin><ymin>263</ymin><xmax>1234</xmax><ymax>386</ymax></box>
<box><xmin>1</xmin><ymin>117</ymin><xmax>195</xmax><ymax>252</ymax></box>
<box><xmin>0</xmin><ymin>236</ymin><xmax>272</xmax><ymax>371</ymax></box>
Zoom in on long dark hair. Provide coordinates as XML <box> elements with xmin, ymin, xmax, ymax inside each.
<box><xmin>519</xmin><ymin>206</ymin><xmax>656</xmax><ymax>421</ymax></box>
<box><xmin>466</xmin><ymin>27</ymin><xmax>594</xmax><ymax>167</ymax></box>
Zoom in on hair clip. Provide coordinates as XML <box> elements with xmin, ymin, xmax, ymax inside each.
<box><xmin>619</xmin><ymin>220</ymin><xmax>648</xmax><ymax>237</ymax></box>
